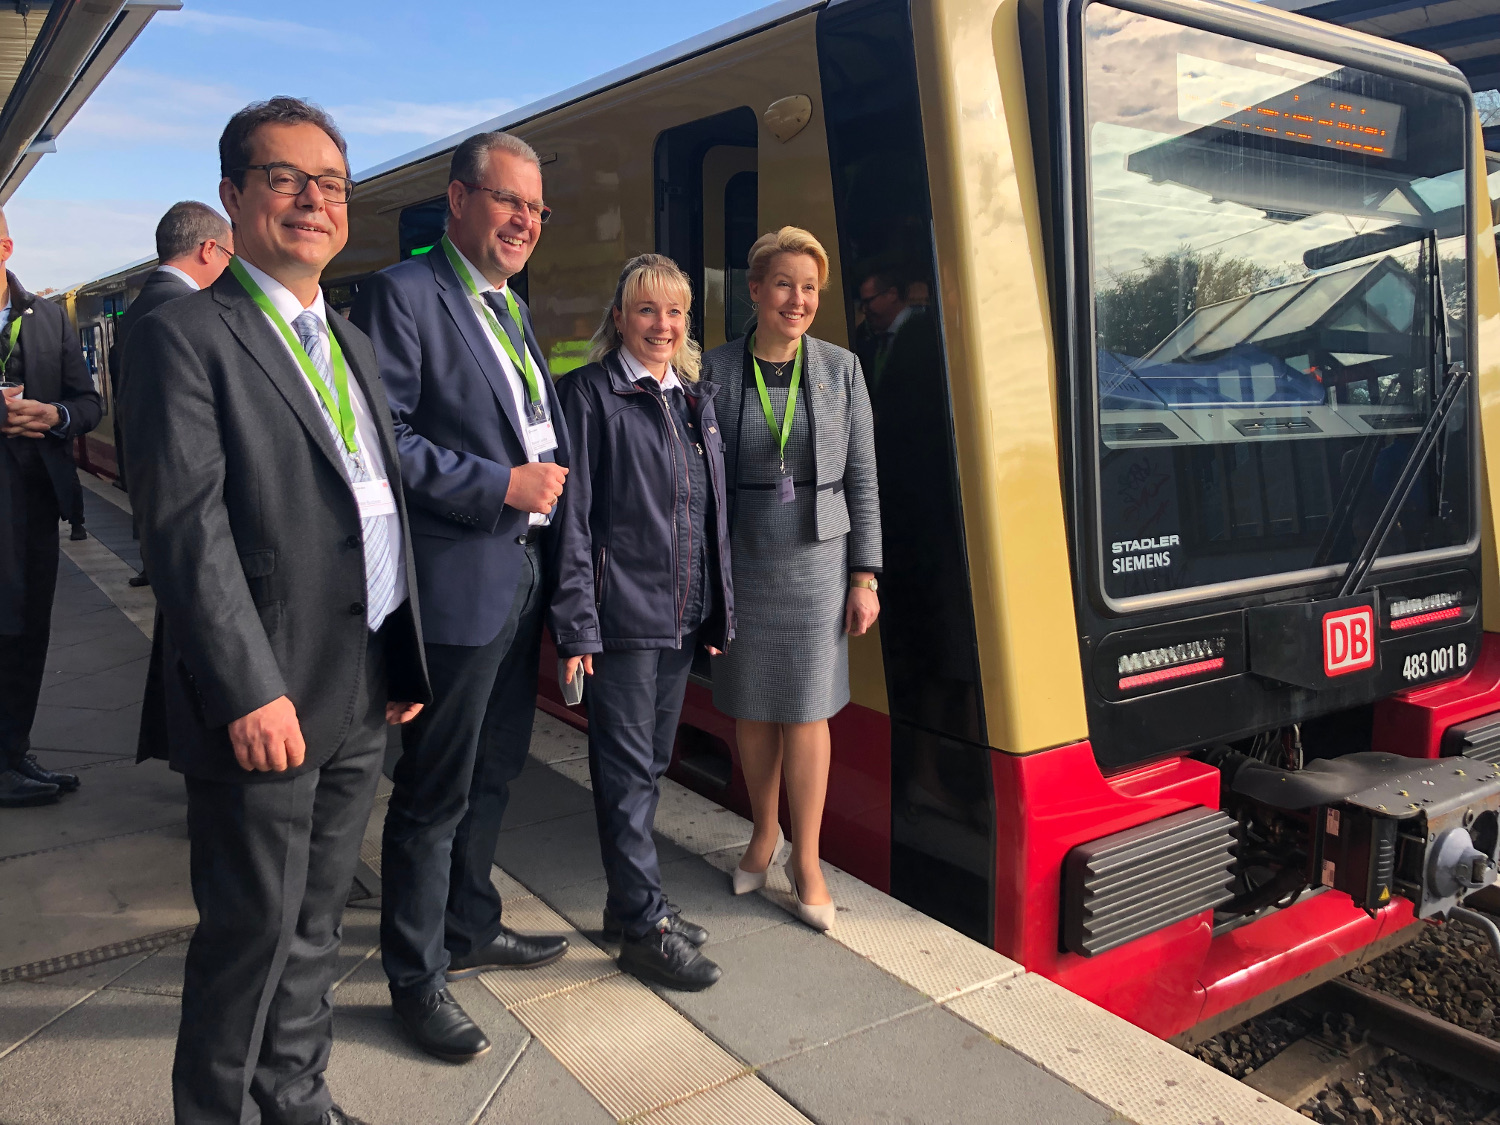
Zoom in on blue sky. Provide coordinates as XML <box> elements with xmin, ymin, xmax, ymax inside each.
<box><xmin>9</xmin><ymin>0</ymin><xmax>770</xmax><ymax>292</ymax></box>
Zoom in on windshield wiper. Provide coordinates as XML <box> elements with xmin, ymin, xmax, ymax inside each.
<box><xmin>1338</xmin><ymin>231</ymin><xmax>1464</xmax><ymax>598</ymax></box>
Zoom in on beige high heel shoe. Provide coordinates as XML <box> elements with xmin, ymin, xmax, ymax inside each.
<box><xmin>786</xmin><ymin>851</ymin><xmax>836</xmax><ymax>932</ymax></box>
<box><xmin>731</xmin><ymin>826</ymin><xmax>785</xmax><ymax>895</ymax></box>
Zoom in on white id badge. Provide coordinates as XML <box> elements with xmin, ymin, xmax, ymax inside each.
<box><xmin>524</xmin><ymin>418</ymin><xmax>559</xmax><ymax>458</ymax></box>
<box><xmin>352</xmin><ymin>478</ymin><xmax>397</xmax><ymax>519</ymax></box>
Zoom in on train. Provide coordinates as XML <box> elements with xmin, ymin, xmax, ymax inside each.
<box><xmin>329</xmin><ymin>0</ymin><xmax>1498</xmax><ymax>1043</ymax></box>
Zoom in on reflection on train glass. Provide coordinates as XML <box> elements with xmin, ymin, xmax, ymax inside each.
<box><xmin>1085</xmin><ymin>6</ymin><xmax>1472</xmax><ymax>607</ymax></box>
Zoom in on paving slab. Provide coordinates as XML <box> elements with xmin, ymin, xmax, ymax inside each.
<box><xmin>543</xmin><ymin>849</ymin><xmax>791</xmax><ymax>947</ymax></box>
<box><xmin>29</xmin><ymin>747</ymin><xmax>136</xmax><ymax>771</ymax></box>
<box><xmin>500</xmin><ymin>757</ymin><xmax>597</xmax><ymax>832</ymax></box>
<box><xmin>0</xmin><ymin>980</ymin><xmax>90</xmax><ymax>1057</ymax></box>
<box><xmin>327</xmin><ymin>979</ymin><xmax>531</xmax><ymax>1125</ymax></box>
<box><xmin>28</xmin><ymin>698</ymin><xmax>144</xmax><ymax>756</ymax></box>
<box><xmin>22</xmin><ymin>949</ymin><xmax>151</xmax><ymax>992</ymax></box>
<box><xmin>475</xmin><ymin>1038</ymin><xmax>615</xmax><ymax>1125</ymax></box>
<box><xmin>0</xmin><ymin>985</ymin><xmax>178</xmax><ymax>1125</ymax></box>
<box><xmin>650</xmin><ymin>922</ymin><xmax>929</xmax><ymax>1067</ymax></box>
<box><xmin>494</xmin><ymin>808</ymin><xmax>691</xmax><ymax>897</ymax></box>
<box><xmin>0</xmin><ymin>757</ymin><xmax>185</xmax><ymax>858</ymax></box>
<box><xmin>38</xmin><ymin>655</ymin><xmax>150</xmax><ymax>712</ymax></box>
<box><xmin>761</xmin><ymin>1004</ymin><xmax>1115</xmax><ymax>1125</ymax></box>
<box><xmin>0</xmin><ymin>826</ymin><xmax>194</xmax><ymax>970</ymax></box>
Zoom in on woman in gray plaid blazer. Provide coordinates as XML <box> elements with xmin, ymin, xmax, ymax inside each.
<box><xmin>705</xmin><ymin>227</ymin><xmax>881</xmax><ymax>930</ymax></box>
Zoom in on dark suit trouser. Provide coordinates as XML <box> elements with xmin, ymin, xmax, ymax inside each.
<box><xmin>173</xmin><ymin>633</ymin><xmax>387</xmax><ymax>1125</ymax></box>
<box><xmin>380</xmin><ymin>540</ymin><xmax>544</xmax><ymax>1000</ymax></box>
<box><xmin>584</xmin><ymin>632</ymin><xmax>698</xmax><ymax>940</ymax></box>
<box><xmin>0</xmin><ymin>461</ymin><xmax>60</xmax><ymax>768</ymax></box>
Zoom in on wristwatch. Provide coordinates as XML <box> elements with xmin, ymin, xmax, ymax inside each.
<box><xmin>850</xmin><ymin>576</ymin><xmax>878</xmax><ymax>592</ymax></box>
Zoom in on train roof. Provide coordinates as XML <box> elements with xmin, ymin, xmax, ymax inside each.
<box><xmin>353</xmin><ymin>0</ymin><xmax>825</xmax><ymax>184</ymax></box>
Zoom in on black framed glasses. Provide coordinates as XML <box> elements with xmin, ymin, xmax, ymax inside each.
<box><xmin>460</xmin><ymin>181</ymin><xmax>551</xmax><ymax>224</ymax></box>
<box><xmin>240</xmin><ymin>163</ymin><xmax>355</xmax><ymax>204</ymax></box>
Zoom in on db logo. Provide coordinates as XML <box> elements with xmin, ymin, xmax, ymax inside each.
<box><xmin>1323</xmin><ymin>606</ymin><xmax>1375</xmax><ymax>677</ymax></box>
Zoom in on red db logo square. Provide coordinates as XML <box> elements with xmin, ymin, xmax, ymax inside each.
<box><xmin>1323</xmin><ymin>606</ymin><xmax>1375</xmax><ymax>677</ymax></box>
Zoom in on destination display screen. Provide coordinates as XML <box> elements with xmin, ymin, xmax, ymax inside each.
<box><xmin>1178</xmin><ymin>54</ymin><xmax>1404</xmax><ymax>159</ymax></box>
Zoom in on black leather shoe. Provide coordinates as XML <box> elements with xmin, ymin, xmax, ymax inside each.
<box><xmin>0</xmin><ymin>768</ymin><xmax>59</xmax><ymax>807</ymax></box>
<box><xmin>446</xmin><ymin>927</ymin><xmax>568</xmax><ymax>979</ymax></box>
<box><xmin>391</xmin><ymin>987</ymin><xmax>490</xmax><ymax>1063</ymax></box>
<box><xmin>603</xmin><ymin>904</ymin><xmax>708</xmax><ymax>946</ymax></box>
<box><xmin>618</xmin><ymin>922</ymin><xmax>722</xmax><ymax>992</ymax></box>
<box><xmin>127</xmin><ymin>571</ymin><xmax>150</xmax><ymax>587</ymax></box>
<box><xmin>69</xmin><ymin>524</ymin><xmax>86</xmax><ymax>541</ymax></box>
<box><xmin>14</xmin><ymin>753</ymin><xmax>80</xmax><ymax>793</ymax></box>
<box><xmin>323</xmin><ymin>1108</ymin><xmax>371</xmax><ymax>1125</ymax></box>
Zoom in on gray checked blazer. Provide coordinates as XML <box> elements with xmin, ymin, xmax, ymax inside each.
<box><xmin>702</xmin><ymin>334</ymin><xmax>882</xmax><ymax>572</ymax></box>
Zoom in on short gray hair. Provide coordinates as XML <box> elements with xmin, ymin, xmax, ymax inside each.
<box><xmin>156</xmin><ymin>201</ymin><xmax>230</xmax><ymax>262</ymax></box>
<box><xmin>449</xmin><ymin>130</ymin><xmax>540</xmax><ymax>199</ymax></box>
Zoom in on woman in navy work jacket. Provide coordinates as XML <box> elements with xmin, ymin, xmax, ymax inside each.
<box><xmin>550</xmin><ymin>254</ymin><xmax>733</xmax><ymax>993</ymax></box>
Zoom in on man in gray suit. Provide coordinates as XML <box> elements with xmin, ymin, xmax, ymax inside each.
<box><xmin>113</xmin><ymin>200</ymin><xmax>231</xmax><ymax>587</ymax></box>
<box><xmin>120</xmin><ymin>97</ymin><xmax>429</xmax><ymax>1125</ymax></box>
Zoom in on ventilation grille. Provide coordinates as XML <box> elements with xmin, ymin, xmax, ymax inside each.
<box><xmin>1441</xmin><ymin>711</ymin><xmax>1500</xmax><ymax>766</ymax></box>
<box><xmin>1062</xmin><ymin>808</ymin><xmax>1236</xmax><ymax>958</ymax></box>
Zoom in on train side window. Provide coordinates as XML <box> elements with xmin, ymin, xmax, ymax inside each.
<box><xmin>398</xmin><ymin>193</ymin><xmax>527</xmax><ymax>302</ymax></box>
<box><xmin>654</xmin><ymin>107</ymin><xmax>758</xmax><ymax>348</ymax></box>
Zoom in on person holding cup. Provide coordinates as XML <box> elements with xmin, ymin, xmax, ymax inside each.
<box><xmin>0</xmin><ymin>207</ymin><xmax>103</xmax><ymax>808</ymax></box>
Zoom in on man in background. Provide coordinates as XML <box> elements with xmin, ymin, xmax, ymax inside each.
<box><xmin>0</xmin><ymin>207</ymin><xmax>102</xmax><ymax>807</ymax></box>
<box><xmin>113</xmin><ymin>201</ymin><xmax>232</xmax><ymax>587</ymax></box>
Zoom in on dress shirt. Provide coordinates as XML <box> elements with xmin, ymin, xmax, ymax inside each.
<box><xmin>449</xmin><ymin>242</ymin><xmax>552</xmax><ymax>526</ymax></box>
<box><xmin>618</xmin><ymin>345</ymin><xmax>683</xmax><ymax>392</ymax></box>
<box><xmin>155</xmin><ymin>264</ymin><xmax>201</xmax><ymax>290</ymax></box>
<box><xmin>236</xmin><ymin>257</ymin><xmax>408</xmax><ymax>617</ymax></box>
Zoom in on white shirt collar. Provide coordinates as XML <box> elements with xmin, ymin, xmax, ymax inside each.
<box><xmin>886</xmin><ymin>304</ymin><xmax>916</xmax><ymax>337</ymax></box>
<box><xmin>156</xmin><ymin>264</ymin><xmax>201</xmax><ymax>291</ymax></box>
<box><xmin>449</xmin><ymin>240</ymin><xmax>508</xmax><ymax>298</ymax></box>
<box><xmin>618</xmin><ymin>344</ymin><xmax>682</xmax><ymax>392</ymax></box>
<box><xmin>236</xmin><ymin>257</ymin><xmax>327</xmax><ymax>328</ymax></box>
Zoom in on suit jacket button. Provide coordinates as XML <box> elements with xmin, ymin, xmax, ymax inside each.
<box><xmin>349</xmin><ymin>601</ymin><xmax>365</xmax><ymax>616</ymax></box>
<box><xmin>516</xmin><ymin>534</ymin><xmax>527</xmax><ymax>544</ymax></box>
<box><xmin>345</xmin><ymin>535</ymin><xmax>360</xmax><ymax>549</ymax></box>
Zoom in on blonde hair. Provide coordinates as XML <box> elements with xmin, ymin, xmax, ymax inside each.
<box><xmin>746</xmin><ymin>226</ymin><xmax>830</xmax><ymax>289</ymax></box>
<box><xmin>587</xmin><ymin>253</ymin><xmax>702</xmax><ymax>381</ymax></box>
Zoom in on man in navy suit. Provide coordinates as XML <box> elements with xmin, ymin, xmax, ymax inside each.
<box><xmin>351</xmin><ymin>130</ymin><xmax>569</xmax><ymax>1063</ymax></box>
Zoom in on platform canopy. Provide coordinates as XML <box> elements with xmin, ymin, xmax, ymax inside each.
<box><xmin>0</xmin><ymin>1</ymin><xmax>178</xmax><ymax>205</ymax></box>
<box><xmin>1267</xmin><ymin>0</ymin><xmax>1500</xmax><ymax>146</ymax></box>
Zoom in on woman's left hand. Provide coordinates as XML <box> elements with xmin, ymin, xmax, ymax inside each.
<box><xmin>705</xmin><ymin>646</ymin><xmax>722</xmax><ymax>656</ymax></box>
<box><xmin>845</xmin><ymin>584</ymin><xmax>880</xmax><ymax>637</ymax></box>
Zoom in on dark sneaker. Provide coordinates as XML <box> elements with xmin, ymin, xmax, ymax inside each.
<box><xmin>0</xmin><ymin>768</ymin><xmax>59</xmax><ymax>808</ymax></box>
<box><xmin>391</xmin><ymin>987</ymin><xmax>490</xmax><ymax>1063</ymax></box>
<box><xmin>14</xmin><ymin>753</ymin><xmax>80</xmax><ymax>793</ymax></box>
<box><xmin>445</xmin><ymin>927</ymin><xmax>569</xmax><ymax>979</ymax></box>
<box><xmin>603</xmin><ymin>904</ymin><xmax>707</xmax><ymax>946</ymax></box>
<box><xmin>127</xmin><ymin>571</ymin><xmax>150</xmax><ymax>587</ymax></box>
<box><xmin>618</xmin><ymin>920</ymin><xmax>722</xmax><ymax>991</ymax></box>
<box><xmin>69</xmin><ymin>524</ymin><xmax>87</xmax><ymax>541</ymax></box>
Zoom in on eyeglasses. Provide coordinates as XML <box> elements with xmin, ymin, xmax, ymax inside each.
<box><xmin>460</xmin><ymin>182</ymin><xmax>551</xmax><ymax>224</ymax></box>
<box><xmin>201</xmin><ymin>240</ymin><xmax>231</xmax><ymax>258</ymax></box>
<box><xmin>856</xmin><ymin>286</ymin><xmax>897</xmax><ymax>310</ymax></box>
<box><xmin>239</xmin><ymin>163</ymin><xmax>355</xmax><ymax>204</ymax></box>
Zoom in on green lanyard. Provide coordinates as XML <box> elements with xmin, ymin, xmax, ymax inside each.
<box><xmin>0</xmin><ymin>313</ymin><xmax>20</xmax><ymax>379</ymax></box>
<box><xmin>441</xmin><ymin>235</ymin><xmax>542</xmax><ymax>409</ymax></box>
<box><xmin>748</xmin><ymin>332</ymin><xmax>803</xmax><ymax>473</ymax></box>
<box><xmin>229</xmin><ymin>257</ymin><xmax>360</xmax><ymax>458</ymax></box>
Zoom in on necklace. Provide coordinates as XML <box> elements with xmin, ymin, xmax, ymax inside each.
<box><xmin>759</xmin><ymin>356</ymin><xmax>793</xmax><ymax>379</ymax></box>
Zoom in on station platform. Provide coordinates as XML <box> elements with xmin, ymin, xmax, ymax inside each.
<box><xmin>0</xmin><ymin>475</ymin><xmax>1309</xmax><ymax>1125</ymax></box>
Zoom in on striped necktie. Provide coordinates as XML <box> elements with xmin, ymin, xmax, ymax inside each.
<box><xmin>292</xmin><ymin>312</ymin><xmax>398</xmax><ymax>631</ymax></box>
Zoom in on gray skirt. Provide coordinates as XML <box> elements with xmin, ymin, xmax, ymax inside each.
<box><xmin>711</xmin><ymin>486</ymin><xmax>850</xmax><ymax>724</ymax></box>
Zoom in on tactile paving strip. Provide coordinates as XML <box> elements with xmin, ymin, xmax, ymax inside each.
<box><xmin>946</xmin><ymin>973</ymin><xmax>1307</xmax><ymax>1125</ymax></box>
<box><xmin>631</xmin><ymin>1073</ymin><xmax>813</xmax><ymax>1125</ymax></box>
<box><xmin>510</xmin><ymin>972</ymin><xmax>749</xmax><ymax>1121</ymax></box>
<box><xmin>530</xmin><ymin>712</ymin><xmax>589</xmax><ymax>763</ymax></box>
<box><xmin>477</xmin><ymin>898</ymin><xmax>618</xmax><ymax>1010</ymax></box>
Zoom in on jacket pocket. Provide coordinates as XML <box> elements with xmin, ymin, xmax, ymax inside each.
<box><xmin>239</xmin><ymin>549</ymin><xmax>278</xmax><ymax>607</ymax></box>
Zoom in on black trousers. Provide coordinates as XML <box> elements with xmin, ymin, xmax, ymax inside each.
<box><xmin>380</xmin><ymin>539</ymin><xmax>545</xmax><ymax>1000</ymax></box>
<box><xmin>173</xmin><ymin>632</ymin><xmax>387</xmax><ymax>1125</ymax></box>
<box><xmin>585</xmin><ymin>632</ymin><xmax>697</xmax><ymax>940</ymax></box>
<box><xmin>0</xmin><ymin>463</ymin><xmax>60</xmax><ymax>768</ymax></box>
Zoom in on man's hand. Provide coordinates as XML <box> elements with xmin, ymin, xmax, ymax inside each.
<box><xmin>844</xmin><ymin>579</ymin><xmax>880</xmax><ymax>637</ymax></box>
<box><xmin>386</xmin><ymin>702</ymin><xmax>423</xmax><ymax>725</ymax></box>
<box><xmin>228</xmin><ymin>695</ymin><xmax>306</xmax><ymax>773</ymax></box>
<box><xmin>564</xmin><ymin>654</ymin><xmax>594</xmax><ymax>683</ymax></box>
<box><xmin>505</xmin><ymin>462</ymin><xmax>568</xmax><ymax>514</ymax></box>
<box><xmin>1</xmin><ymin>397</ymin><xmax>60</xmax><ymax>438</ymax></box>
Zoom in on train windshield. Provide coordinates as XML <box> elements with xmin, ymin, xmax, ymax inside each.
<box><xmin>1083</xmin><ymin>5</ymin><xmax>1473</xmax><ymax>606</ymax></box>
